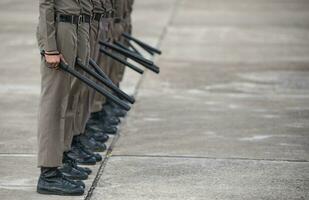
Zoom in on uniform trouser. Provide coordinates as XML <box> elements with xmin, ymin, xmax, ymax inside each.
<box><xmin>123</xmin><ymin>16</ymin><xmax>132</xmax><ymax>46</ymax></box>
<box><xmin>37</xmin><ymin>22</ymin><xmax>78</xmax><ymax>167</ymax></box>
<box><xmin>79</xmin><ymin>19</ymin><xmax>101</xmax><ymax>131</ymax></box>
<box><xmin>63</xmin><ymin>23</ymin><xmax>91</xmax><ymax>144</ymax></box>
<box><xmin>112</xmin><ymin>17</ymin><xmax>132</xmax><ymax>84</ymax></box>
<box><xmin>91</xmin><ymin>18</ymin><xmax>113</xmax><ymax>113</ymax></box>
<box><xmin>109</xmin><ymin>22</ymin><xmax>126</xmax><ymax>85</ymax></box>
<box><xmin>73</xmin><ymin>23</ymin><xmax>91</xmax><ymax>136</ymax></box>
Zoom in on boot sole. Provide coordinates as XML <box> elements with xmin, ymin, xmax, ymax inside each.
<box><xmin>93</xmin><ymin>148</ymin><xmax>106</xmax><ymax>152</ymax></box>
<box><xmin>37</xmin><ymin>188</ymin><xmax>84</xmax><ymax>196</ymax></box>
<box><xmin>95</xmin><ymin>139</ymin><xmax>109</xmax><ymax>143</ymax></box>
<box><xmin>76</xmin><ymin>161</ymin><xmax>97</xmax><ymax>165</ymax></box>
<box><xmin>65</xmin><ymin>176</ymin><xmax>88</xmax><ymax>180</ymax></box>
<box><xmin>94</xmin><ymin>157</ymin><xmax>103</xmax><ymax>162</ymax></box>
<box><xmin>106</xmin><ymin>132</ymin><xmax>117</xmax><ymax>135</ymax></box>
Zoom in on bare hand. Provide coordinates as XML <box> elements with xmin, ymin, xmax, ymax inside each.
<box><xmin>60</xmin><ymin>54</ymin><xmax>67</xmax><ymax>65</ymax></box>
<box><xmin>45</xmin><ymin>54</ymin><xmax>60</xmax><ymax>69</ymax></box>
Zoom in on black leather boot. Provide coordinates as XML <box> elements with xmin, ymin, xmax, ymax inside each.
<box><xmin>99</xmin><ymin>124</ymin><xmax>117</xmax><ymax>135</ymax></box>
<box><xmin>85</xmin><ymin>127</ymin><xmax>109</xmax><ymax>143</ymax></box>
<box><xmin>77</xmin><ymin>134</ymin><xmax>107</xmax><ymax>152</ymax></box>
<box><xmin>78</xmin><ymin>144</ymin><xmax>103</xmax><ymax>162</ymax></box>
<box><xmin>103</xmin><ymin>101</ymin><xmax>127</xmax><ymax>118</ymax></box>
<box><xmin>105</xmin><ymin>115</ymin><xmax>121</xmax><ymax>125</ymax></box>
<box><xmin>63</xmin><ymin>152</ymin><xmax>92</xmax><ymax>175</ymax></box>
<box><xmin>89</xmin><ymin>132</ymin><xmax>110</xmax><ymax>143</ymax></box>
<box><xmin>73</xmin><ymin>136</ymin><xmax>103</xmax><ymax>162</ymax></box>
<box><xmin>89</xmin><ymin>111</ymin><xmax>120</xmax><ymax>126</ymax></box>
<box><xmin>59</xmin><ymin>157</ymin><xmax>88</xmax><ymax>180</ymax></box>
<box><xmin>37</xmin><ymin>167</ymin><xmax>84</xmax><ymax>196</ymax></box>
<box><xmin>98</xmin><ymin>110</ymin><xmax>121</xmax><ymax>125</ymax></box>
<box><xmin>66</xmin><ymin>146</ymin><xmax>97</xmax><ymax>166</ymax></box>
<box><xmin>87</xmin><ymin>122</ymin><xmax>118</xmax><ymax>135</ymax></box>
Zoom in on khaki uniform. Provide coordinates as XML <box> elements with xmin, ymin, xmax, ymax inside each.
<box><xmin>91</xmin><ymin>0</ymin><xmax>114</xmax><ymax>112</ymax></box>
<box><xmin>37</xmin><ymin>0</ymin><xmax>80</xmax><ymax>167</ymax></box>
<box><xmin>124</xmin><ymin>0</ymin><xmax>134</xmax><ymax>35</ymax></box>
<box><xmin>67</xmin><ymin>0</ymin><xmax>93</xmax><ymax>146</ymax></box>
<box><xmin>90</xmin><ymin>0</ymin><xmax>105</xmax><ymax>61</ymax></box>
<box><xmin>109</xmin><ymin>0</ymin><xmax>127</xmax><ymax>85</ymax></box>
<box><xmin>121</xmin><ymin>0</ymin><xmax>134</xmax><ymax>78</ymax></box>
<box><xmin>80</xmin><ymin>0</ymin><xmax>106</xmax><ymax>128</ymax></box>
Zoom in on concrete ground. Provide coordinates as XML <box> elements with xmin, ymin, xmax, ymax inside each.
<box><xmin>0</xmin><ymin>0</ymin><xmax>308</xmax><ymax>200</ymax></box>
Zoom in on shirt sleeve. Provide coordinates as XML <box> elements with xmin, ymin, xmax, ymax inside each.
<box><xmin>39</xmin><ymin>0</ymin><xmax>58</xmax><ymax>53</ymax></box>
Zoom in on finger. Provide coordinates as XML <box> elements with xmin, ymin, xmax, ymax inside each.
<box><xmin>53</xmin><ymin>65</ymin><xmax>59</xmax><ymax>70</ymax></box>
<box><xmin>60</xmin><ymin>55</ymin><xmax>67</xmax><ymax>65</ymax></box>
<box><xmin>50</xmin><ymin>62</ymin><xmax>56</xmax><ymax>67</ymax></box>
<box><xmin>47</xmin><ymin>63</ymin><xmax>55</xmax><ymax>69</ymax></box>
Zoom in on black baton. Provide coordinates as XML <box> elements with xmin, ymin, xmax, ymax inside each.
<box><xmin>39</xmin><ymin>51</ymin><xmax>130</xmax><ymax>111</ymax></box>
<box><xmin>99</xmin><ymin>48</ymin><xmax>144</xmax><ymax>75</ymax></box>
<box><xmin>76</xmin><ymin>60</ymin><xmax>135</xmax><ymax>104</ymax></box>
<box><xmin>127</xmin><ymin>41</ymin><xmax>145</xmax><ymax>56</ymax></box>
<box><xmin>100</xmin><ymin>43</ymin><xmax>160</xmax><ymax>74</ymax></box>
<box><xmin>122</xmin><ymin>32</ymin><xmax>162</xmax><ymax>55</ymax></box>
<box><xmin>99</xmin><ymin>41</ymin><xmax>154</xmax><ymax>66</ymax></box>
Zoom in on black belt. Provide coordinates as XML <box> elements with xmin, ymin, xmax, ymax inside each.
<box><xmin>93</xmin><ymin>13</ymin><xmax>102</xmax><ymax>21</ymax></box>
<box><xmin>93</xmin><ymin>10</ymin><xmax>114</xmax><ymax>22</ymax></box>
<box><xmin>105</xmin><ymin>10</ymin><xmax>114</xmax><ymax>18</ymax></box>
<box><xmin>81</xmin><ymin>14</ymin><xmax>91</xmax><ymax>23</ymax></box>
<box><xmin>56</xmin><ymin>14</ymin><xmax>81</xmax><ymax>25</ymax></box>
<box><xmin>114</xmin><ymin>18</ymin><xmax>121</xmax><ymax>23</ymax></box>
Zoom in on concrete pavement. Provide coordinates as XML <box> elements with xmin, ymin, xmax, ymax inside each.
<box><xmin>0</xmin><ymin>0</ymin><xmax>308</xmax><ymax>200</ymax></box>
<box><xmin>94</xmin><ymin>0</ymin><xmax>309</xmax><ymax>199</ymax></box>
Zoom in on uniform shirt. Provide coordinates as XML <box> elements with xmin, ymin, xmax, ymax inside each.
<box><xmin>80</xmin><ymin>0</ymin><xmax>93</xmax><ymax>16</ymax></box>
<box><xmin>127</xmin><ymin>0</ymin><xmax>134</xmax><ymax>14</ymax></box>
<box><xmin>38</xmin><ymin>0</ymin><xmax>81</xmax><ymax>52</ymax></box>
<box><xmin>104</xmin><ymin>0</ymin><xmax>113</xmax><ymax>13</ymax></box>
<box><xmin>92</xmin><ymin>0</ymin><xmax>105</xmax><ymax>14</ymax></box>
<box><xmin>112</xmin><ymin>0</ymin><xmax>127</xmax><ymax>19</ymax></box>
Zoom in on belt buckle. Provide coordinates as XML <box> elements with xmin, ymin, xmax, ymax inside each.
<box><xmin>109</xmin><ymin>10</ymin><xmax>114</xmax><ymax>18</ymax></box>
<box><xmin>95</xmin><ymin>13</ymin><xmax>101</xmax><ymax>21</ymax></box>
<box><xmin>102</xmin><ymin>12</ymin><xmax>106</xmax><ymax>18</ymax></box>
<box><xmin>78</xmin><ymin>15</ymin><xmax>83</xmax><ymax>24</ymax></box>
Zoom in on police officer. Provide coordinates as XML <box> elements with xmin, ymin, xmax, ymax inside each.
<box><xmin>109</xmin><ymin>0</ymin><xmax>127</xmax><ymax>86</ymax></box>
<box><xmin>97</xmin><ymin>0</ymin><xmax>129</xmax><ymax>119</ymax></box>
<box><xmin>118</xmin><ymin>0</ymin><xmax>134</xmax><ymax>79</ymax></box>
<box><xmin>90</xmin><ymin>0</ymin><xmax>114</xmax><ymax>117</ymax></box>
<box><xmin>36</xmin><ymin>0</ymin><xmax>85</xmax><ymax>196</ymax></box>
<box><xmin>62</xmin><ymin>0</ymin><xmax>117</xmax><ymax>165</ymax></box>
<box><xmin>124</xmin><ymin>0</ymin><xmax>134</xmax><ymax>43</ymax></box>
<box><xmin>92</xmin><ymin>0</ymin><xmax>133</xmax><ymax>127</ymax></box>
<box><xmin>63</xmin><ymin>0</ymin><xmax>104</xmax><ymax>168</ymax></box>
<box><xmin>86</xmin><ymin>0</ymin><xmax>126</xmax><ymax>134</ymax></box>
<box><xmin>70</xmin><ymin>0</ymin><xmax>112</xmax><ymax>163</ymax></box>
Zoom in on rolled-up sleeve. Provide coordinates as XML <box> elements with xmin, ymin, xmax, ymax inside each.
<box><xmin>39</xmin><ymin>0</ymin><xmax>57</xmax><ymax>52</ymax></box>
